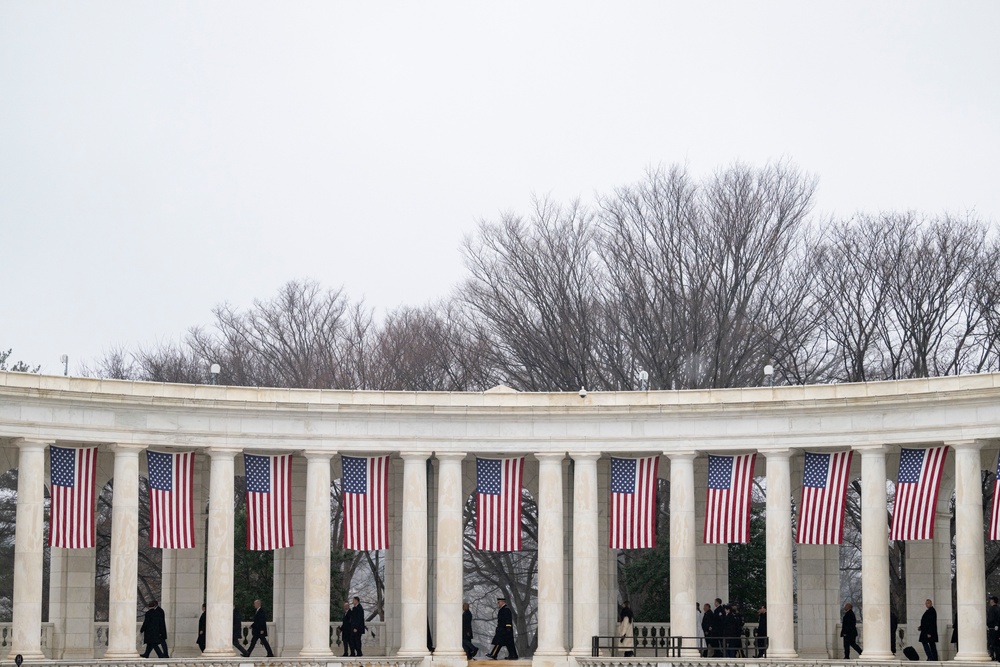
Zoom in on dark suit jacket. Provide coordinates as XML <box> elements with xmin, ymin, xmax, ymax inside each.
<box><xmin>493</xmin><ymin>605</ymin><xmax>514</xmax><ymax>644</ymax></box>
<box><xmin>141</xmin><ymin>606</ymin><xmax>168</xmax><ymax>644</ymax></box>
<box><xmin>351</xmin><ymin>603</ymin><xmax>366</xmax><ymax>634</ymax></box>
<box><xmin>233</xmin><ymin>608</ymin><xmax>244</xmax><ymax>642</ymax></box>
<box><xmin>920</xmin><ymin>606</ymin><xmax>938</xmax><ymax>643</ymax></box>
<box><xmin>463</xmin><ymin>609</ymin><xmax>474</xmax><ymax>639</ymax></box>
<box><xmin>841</xmin><ymin>609</ymin><xmax>858</xmax><ymax>639</ymax></box>
<box><xmin>252</xmin><ymin>607</ymin><xmax>269</xmax><ymax>637</ymax></box>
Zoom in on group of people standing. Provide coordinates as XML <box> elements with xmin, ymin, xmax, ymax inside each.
<box><xmin>697</xmin><ymin>599</ymin><xmax>767</xmax><ymax>658</ymax></box>
<box><xmin>339</xmin><ymin>596</ymin><xmax>368</xmax><ymax>657</ymax></box>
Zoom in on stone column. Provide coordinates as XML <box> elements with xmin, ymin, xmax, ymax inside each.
<box><xmin>535</xmin><ymin>453</ymin><xmax>567</xmax><ymax>661</ymax></box>
<box><xmin>859</xmin><ymin>446</ymin><xmax>893</xmax><ymax>661</ymax></box>
<box><xmin>668</xmin><ymin>452</ymin><xmax>697</xmax><ymax>655</ymax></box>
<box><xmin>765</xmin><ymin>449</ymin><xmax>796</xmax><ymax>658</ymax></box>
<box><xmin>203</xmin><ymin>448</ymin><xmax>237</xmax><ymax>657</ymax></box>
<box><xmin>8</xmin><ymin>439</ymin><xmax>50</xmax><ymax>660</ymax></box>
<box><xmin>571</xmin><ymin>453</ymin><xmax>600</xmax><ymax>656</ymax></box>
<box><xmin>105</xmin><ymin>444</ymin><xmax>143</xmax><ymax>659</ymax></box>
<box><xmin>300</xmin><ymin>452</ymin><xmax>333</xmax><ymax>657</ymax></box>
<box><xmin>398</xmin><ymin>452</ymin><xmax>430</xmax><ymax>656</ymax></box>
<box><xmin>435</xmin><ymin>453</ymin><xmax>466</xmax><ymax>658</ymax></box>
<box><xmin>953</xmin><ymin>440</ymin><xmax>990</xmax><ymax>661</ymax></box>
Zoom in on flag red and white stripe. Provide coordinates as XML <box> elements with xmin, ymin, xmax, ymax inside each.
<box><xmin>797</xmin><ymin>450</ymin><xmax>853</xmax><ymax>544</ymax></box>
<box><xmin>147</xmin><ymin>450</ymin><xmax>195</xmax><ymax>549</ymax></box>
<box><xmin>244</xmin><ymin>453</ymin><xmax>294</xmax><ymax>550</ymax></box>
<box><xmin>890</xmin><ymin>446</ymin><xmax>948</xmax><ymax>541</ymax></box>
<box><xmin>704</xmin><ymin>453</ymin><xmax>756</xmax><ymax>544</ymax></box>
<box><xmin>990</xmin><ymin>454</ymin><xmax>1000</xmax><ymax>541</ymax></box>
<box><xmin>476</xmin><ymin>457</ymin><xmax>524</xmax><ymax>551</ymax></box>
<box><xmin>342</xmin><ymin>455</ymin><xmax>390</xmax><ymax>550</ymax></box>
<box><xmin>49</xmin><ymin>445</ymin><xmax>98</xmax><ymax>549</ymax></box>
<box><xmin>609</xmin><ymin>456</ymin><xmax>659</xmax><ymax>549</ymax></box>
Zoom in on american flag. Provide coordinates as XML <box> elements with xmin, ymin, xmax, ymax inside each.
<box><xmin>49</xmin><ymin>445</ymin><xmax>98</xmax><ymax>549</ymax></box>
<box><xmin>342</xmin><ymin>455</ymin><xmax>390</xmax><ymax>550</ymax></box>
<box><xmin>797</xmin><ymin>451</ymin><xmax>853</xmax><ymax>544</ymax></box>
<box><xmin>990</xmin><ymin>454</ymin><xmax>1000</xmax><ymax>541</ymax></box>
<box><xmin>476</xmin><ymin>457</ymin><xmax>524</xmax><ymax>551</ymax></box>
<box><xmin>890</xmin><ymin>446</ymin><xmax>948</xmax><ymax>541</ymax></box>
<box><xmin>609</xmin><ymin>456</ymin><xmax>659</xmax><ymax>549</ymax></box>
<box><xmin>146</xmin><ymin>450</ymin><xmax>195</xmax><ymax>549</ymax></box>
<box><xmin>244</xmin><ymin>453</ymin><xmax>294</xmax><ymax>550</ymax></box>
<box><xmin>704</xmin><ymin>453</ymin><xmax>756</xmax><ymax>544</ymax></box>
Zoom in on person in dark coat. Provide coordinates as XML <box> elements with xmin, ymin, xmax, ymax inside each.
<box><xmin>919</xmin><ymin>599</ymin><xmax>939</xmax><ymax>661</ymax></box>
<box><xmin>988</xmin><ymin>597</ymin><xmax>1000</xmax><ymax>660</ymax></box>
<box><xmin>723</xmin><ymin>606</ymin><xmax>740</xmax><ymax>658</ymax></box>
<box><xmin>713</xmin><ymin>598</ymin><xmax>726</xmax><ymax>657</ymax></box>
<box><xmin>841</xmin><ymin>602</ymin><xmax>862</xmax><ymax>659</ymax></box>
<box><xmin>233</xmin><ymin>606</ymin><xmax>248</xmax><ymax>657</ymax></box>
<box><xmin>754</xmin><ymin>605</ymin><xmax>768</xmax><ymax>658</ymax></box>
<box><xmin>197</xmin><ymin>603</ymin><xmax>206</xmax><ymax>652</ymax></box>
<box><xmin>349</xmin><ymin>596</ymin><xmax>366</xmax><ymax>657</ymax></box>
<box><xmin>339</xmin><ymin>602</ymin><xmax>352</xmax><ymax>657</ymax></box>
<box><xmin>463</xmin><ymin>602</ymin><xmax>480</xmax><ymax>659</ymax></box>
<box><xmin>486</xmin><ymin>597</ymin><xmax>518</xmax><ymax>660</ymax></box>
<box><xmin>890</xmin><ymin>609</ymin><xmax>899</xmax><ymax>654</ymax></box>
<box><xmin>247</xmin><ymin>599</ymin><xmax>274</xmax><ymax>657</ymax></box>
<box><xmin>701</xmin><ymin>603</ymin><xmax>714</xmax><ymax>657</ymax></box>
<box><xmin>140</xmin><ymin>600</ymin><xmax>169</xmax><ymax>658</ymax></box>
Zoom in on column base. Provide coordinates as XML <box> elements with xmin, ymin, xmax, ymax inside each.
<box><xmin>859</xmin><ymin>650</ymin><xmax>896</xmax><ymax>661</ymax></box>
<box><xmin>769</xmin><ymin>649</ymin><xmax>798</xmax><ymax>658</ymax></box>
<box><xmin>532</xmin><ymin>652</ymin><xmax>568</xmax><ymax>667</ymax></box>
<box><xmin>6</xmin><ymin>649</ymin><xmax>45</xmax><ymax>662</ymax></box>
<box><xmin>202</xmin><ymin>647</ymin><xmax>243</xmax><ymax>658</ymax></box>
<box><xmin>954</xmin><ymin>651</ymin><xmax>993</xmax><ymax>662</ymax></box>
<box><xmin>103</xmin><ymin>650</ymin><xmax>140</xmax><ymax>659</ymax></box>
<box><xmin>298</xmin><ymin>648</ymin><xmax>335</xmax><ymax>659</ymax></box>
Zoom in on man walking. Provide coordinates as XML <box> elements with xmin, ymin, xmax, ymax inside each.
<box><xmin>841</xmin><ymin>603</ymin><xmax>862</xmax><ymax>659</ymax></box>
<box><xmin>233</xmin><ymin>606</ymin><xmax>249</xmax><ymax>657</ymax></box>
<box><xmin>463</xmin><ymin>602</ymin><xmax>479</xmax><ymax>659</ymax></box>
<box><xmin>340</xmin><ymin>602</ymin><xmax>352</xmax><ymax>657</ymax></box>
<box><xmin>349</xmin><ymin>596</ymin><xmax>366</xmax><ymax>657</ymax></box>
<box><xmin>247</xmin><ymin>599</ymin><xmax>274</xmax><ymax>657</ymax></box>
<box><xmin>486</xmin><ymin>597</ymin><xmax>518</xmax><ymax>660</ymax></box>
<box><xmin>140</xmin><ymin>600</ymin><xmax>169</xmax><ymax>658</ymax></box>
<box><xmin>919</xmin><ymin>599</ymin><xmax>939</xmax><ymax>661</ymax></box>
<box><xmin>754</xmin><ymin>605</ymin><xmax>768</xmax><ymax>658</ymax></box>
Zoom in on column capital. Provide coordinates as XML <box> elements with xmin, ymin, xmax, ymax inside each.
<box><xmin>947</xmin><ymin>439</ymin><xmax>987</xmax><ymax>451</ymax></box>
<box><xmin>534</xmin><ymin>452</ymin><xmax>566</xmax><ymax>462</ymax></box>
<box><xmin>206</xmin><ymin>446</ymin><xmax>240</xmax><ymax>459</ymax></box>
<box><xmin>302</xmin><ymin>450</ymin><xmax>334</xmax><ymax>461</ymax></box>
<box><xmin>434</xmin><ymin>451</ymin><xmax>467</xmax><ymax>462</ymax></box>
<box><xmin>764</xmin><ymin>447</ymin><xmax>795</xmax><ymax>459</ymax></box>
<box><xmin>666</xmin><ymin>450</ymin><xmax>697</xmax><ymax>461</ymax></box>
<box><xmin>399</xmin><ymin>451</ymin><xmax>431</xmax><ymax>461</ymax></box>
<box><xmin>568</xmin><ymin>451</ymin><xmax>600</xmax><ymax>462</ymax></box>
<box><xmin>106</xmin><ymin>443</ymin><xmax>145</xmax><ymax>454</ymax></box>
<box><xmin>12</xmin><ymin>438</ymin><xmax>54</xmax><ymax>451</ymax></box>
<box><xmin>855</xmin><ymin>444</ymin><xmax>890</xmax><ymax>456</ymax></box>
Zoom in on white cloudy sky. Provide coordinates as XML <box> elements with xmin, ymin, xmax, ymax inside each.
<box><xmin>2</xmin><ymin>1</ymin><xmax>999</xmax><ymax>374</ymax></box>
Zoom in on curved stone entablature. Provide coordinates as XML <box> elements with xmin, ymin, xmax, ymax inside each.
<box><xmin>2</xmin><ymin>370</ymin><xmax>998</xmax><ymax>452</ymax></box>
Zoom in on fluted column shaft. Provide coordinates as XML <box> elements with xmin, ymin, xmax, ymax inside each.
<box><xmin>953</xmin><ymin>441</ymin><xmax>991</xmax><ymax>661</ymax></box>
<box><xmin>435</xmin><ymin>453</ymin><xmax>466</xmax><ymax>656</ymax></box>
<box><xmin>571</xmin><ymin>453</ymin><xmax>600</xmax><ymax>655</ymax></box>
<box><xmin>765</xmin><ymin>450</ymin><xmax>796</xmax><ymax>658</ymax></box>
<box><xmin>105</xmin><ymin>444</ymin><xmax>142</xmax><ymax>658</ymax></box>
<box><xmin>535</xmin><ymin>453</ymin><xmax>566</xmax><ymax>655</ymax></box>
<box><xmin>860</xmin><ymin>446</ymin><xmax>893</xmax><ymax>661</ymax></box>
<box><xmin>300</xmin><ymin>452</ymin><xmax>333</xmax><ymax>657</ymax></box>
<box><xmin>399</xmin><ymin>452</ymin><xmax>430</xmax><ymax>656</ymax></box>
<box><xmin>204</xmin><ymin>448</ymin><xmax>237</xmax><ymax>656</ymax></box>
<box><xmin>668</xmin><ymin>452</ymin><xmax>697</xmax><ymax>655</ymax></box>
<box><xmin>9</xmin><ymin>439</ymin><xmax>49</xmax><ymax>660</ymax></box>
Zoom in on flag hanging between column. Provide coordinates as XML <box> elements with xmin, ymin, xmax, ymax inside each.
<box><xmin>797</xmin><ymin>450</ymin><xmax>853</xmax><ymax>544</ymax></box>
<box><xmin>476</xmin><ymin>457</ymin><xmax>524</xmax><ymax>551</ymax></box>
<box><xmin>146</xmin><ymin>450</ymin><xmax>196</xmax><ymax>549</ymax></box>
<box><xmin>609</xmin><ymin>456</ymin><xmax>659</xmax><ymax>549</ymax></box>
<box><xmin>890</xmin><ymin>446</ymin><xmax>948</xmax><ymax>541</ymax></box>
<box><xmin>49</xmin><ymin>445</ymin><xmax>98</xmax><ymax>549</ymax></box>
<box><xmin>244</xmin><ymin>453</ymin><xmax>294</xmax><ymax>550</ymax></box>
<box><xmin>342</xmin><ymin>455</ymin><xmax>390</xmax><ymax>550</ymax></box>
<box><xmin>990</xmin><ymin>454</ymin><xmax>1000</xmax><ymax>541</ymax></box>
<box><xmin>704</xmin><ymin>453</ymin><xmax>756</xmax><ymax>544</ymax></box>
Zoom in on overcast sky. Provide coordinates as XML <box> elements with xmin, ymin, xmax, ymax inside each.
<box><xmin>2</xmin><ymin>1</ymin><xmax>998</xmax><ymax>374</ymax></box>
